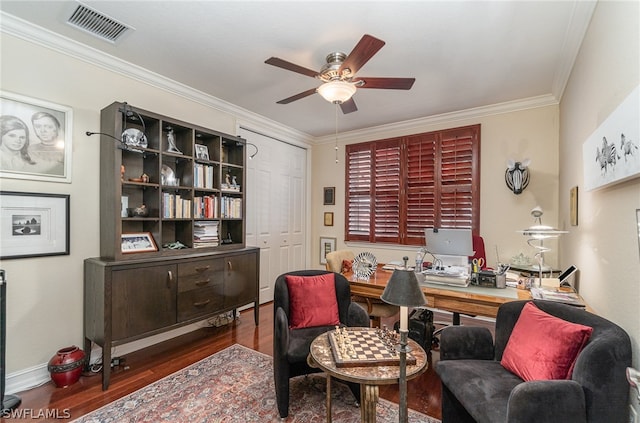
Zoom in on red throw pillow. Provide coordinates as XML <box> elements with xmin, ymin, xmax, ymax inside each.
<box><xmin>286</xmin><ymin>273</ymin><xmax>340</xmax><ymax>329</ymax></box>
<box><xmin>500</xmin><ymin>302</ymin><xmax>592</xmax><ymax>381</ymax></box>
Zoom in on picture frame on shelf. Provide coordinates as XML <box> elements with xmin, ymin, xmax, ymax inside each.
<box><xmin>0</xmin><ymin>191</ymin><xmax>70</xmax><ymax>259</ymax></box>
<box><xmin>121</xmin><ymin>232</ymin><xmax>158</xmax><ymax>254</ymax></box>
<box><xmin>323</xmin><ymin>187</ymin><xmax>335</xmax><ymax>205</ymax></box>
<box><xmin>0</xmin><ymin>91</ymin><xmax>73</xmax><ymax>183</ymax></box>
<box><xmin>324</xmin><ymin>211</ymin><xmax>334</xmax><ymax>226</ymax></box>
<box><xmin>319</xmin><ymin>237</ymin><xmax>336</xmax><ymax>265</ymax></box>
<box><xmin>195</xmin><ymin>144</ymin><xmax>209</xmax><ymax>160</ymax></box>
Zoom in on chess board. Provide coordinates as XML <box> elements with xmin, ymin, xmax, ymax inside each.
<box><xmin>328</xmin><ymin>327</ymin><xmax>417</xmax><ymax>368</ymax></box>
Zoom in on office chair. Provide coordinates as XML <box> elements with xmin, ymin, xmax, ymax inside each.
<box><xmin>325</xmin><ymin>250</ymin><xmax>399</xmax><ymax>328</ymax></box>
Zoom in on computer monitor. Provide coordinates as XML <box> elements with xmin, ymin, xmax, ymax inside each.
<box><xmin>424</xmin><ymin>228</ymin><xmax>474</xmax><ymax>257</ymax></box>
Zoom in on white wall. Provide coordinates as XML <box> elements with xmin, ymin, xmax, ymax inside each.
<box><xmin>0</xmin><ymin>33</ymin><xmax>242</xmax><ymax>382</ymax></box>
<box><xmin>558</xmin><ymin>0</ymin><xmax>640</xmax><ymax>413</ymax></box>
<box><xmin>311</xmin><ymin>104</ymin><xmax>561</xmax><ymax>269</ymax></box>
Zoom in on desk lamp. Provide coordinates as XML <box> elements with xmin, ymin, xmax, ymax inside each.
<box><xmin>380</xmin><ymin>257</ymin><xmax>426</xmax><ymax>423</ymax></box>
<box><xmin>518</xmin><ymin>206</ymin><xmax>567</xmax><ymax>282</ymax></box>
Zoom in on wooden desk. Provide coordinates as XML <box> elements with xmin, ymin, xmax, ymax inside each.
<box><xmin>347</xmin><ymin>266</ymin><xmax>531</xmax><ymax>320</ymax></box>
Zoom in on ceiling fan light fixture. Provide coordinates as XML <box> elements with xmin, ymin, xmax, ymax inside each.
<box><xmin>317</xmin><ymin>80</ymin><xmax>356</xmax><ymax>104</ymax></box>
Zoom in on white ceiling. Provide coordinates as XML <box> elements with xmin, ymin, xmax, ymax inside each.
<box><xmin>0</xmin><ymin>1</ymin><xmax>595</xmax><ymax>138</ymax></box>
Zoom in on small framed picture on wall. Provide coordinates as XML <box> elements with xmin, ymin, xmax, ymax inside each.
<box><xmin>320</xmin><ymin>237</ymin><xmax>336</xmax><ymax>265</ymax></box>
<box><xmin>324</xmin><ymin>212</ymin><xmax>334</xmax><ymax>226</ymax></box>
<box><xmin>323</xmin><ymin>187</ymin><xmax>335</xmax><ymax>205</ymax></box>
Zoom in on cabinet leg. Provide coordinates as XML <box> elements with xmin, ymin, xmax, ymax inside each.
<box><xmin>254</xmin><ymin>302</ymin><xmax>259</xmax><ymax>326</ymax></box>
<box><xmin>82</xmin><ymin>338</ymin><xmax>92</xmax><ymax>371</ymax></box>
<box><xmin>102</xmin><ymin>347</ymin><xmax>111</xmax><ymax>391</ymax></box>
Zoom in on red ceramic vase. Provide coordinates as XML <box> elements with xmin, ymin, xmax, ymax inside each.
<box><xmin>47</xmin><ymin>346</ymin><xmax>86</xmax><ymax>388</ymax></box>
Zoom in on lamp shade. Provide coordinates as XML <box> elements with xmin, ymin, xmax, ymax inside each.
<box><xmin>381</xmin><ymin>269</ymin><xmax>426</xmax><ymax>307</ymax></box>
<box><xmin>317</xmin><ymin>80</ymin><xmax>357</xmax><ymax>104</ymax></box>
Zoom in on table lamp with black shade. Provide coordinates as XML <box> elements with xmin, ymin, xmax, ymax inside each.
<box><xmin>380</xmin><ymin>257</ymin><xmax>426</xmax><ymax>423</ymax></box>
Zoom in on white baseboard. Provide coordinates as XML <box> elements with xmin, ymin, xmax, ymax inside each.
<box><xmin>5</xmin><ymin>318</ymin><xmax>218</xmax><ymax>395</ymax></box>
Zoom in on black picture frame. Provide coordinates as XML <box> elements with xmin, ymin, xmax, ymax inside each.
<box><xmin>323</xmin><ymin>187</ymin><xmax>335</xmax><ymax>205</ymax></box>
<box><xmin>0</xmin><ymin>191</ymin><xmax>70</xmax><ymax>259</ymax></box>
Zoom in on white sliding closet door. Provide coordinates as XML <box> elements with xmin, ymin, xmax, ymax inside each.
<box><xmin>240</xmin><ymin>128</ymin><xmax>307</xmax><ymax>304</ymax></box>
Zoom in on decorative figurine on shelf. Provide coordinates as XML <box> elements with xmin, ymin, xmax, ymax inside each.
<box><xmin>120</xmin><ymin>165</ymin><xmax>125</xmax><ymax>181</ymax></box>
<box><xmin>166</xmin><ymin>128</ymin><xmax>182</xmax><ymax>154</ymax></box>
<box><xmin>231</xmin><ymin>175</ymin><xmax>239</xmax><ymax>190</ymax></box>
<box><xmin>141</xmin><ymin>173</ymin><xmax>149</xmax><ymax>183</ymax></box>
<box><xmin>221</xmin><ymin>232</ymin><xmax>233</xmax><ymax>244</ymax></box>
<box><xmin>222</xmin><ymin>172</ymin><xmax>231</xmax><ymax>190</ymax></box>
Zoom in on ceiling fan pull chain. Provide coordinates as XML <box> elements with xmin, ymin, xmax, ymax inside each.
<box><xmin>335</xmin><ymin>103</ymin><xmax>339</xmax><ymax>163</ymax></box>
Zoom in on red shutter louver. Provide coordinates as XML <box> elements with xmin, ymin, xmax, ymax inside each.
<box><xmin>345</xmin><ymin>144</ymin><xmax>373</xmax><ymax>241</ymax></box>
<box><xmin>345</xmin><ymin>124</ymin><xmax>480</xmax><ymax>245</ymax></box>
<box><xmin>373</xmin><ymin>141</ymin><xmax>401</xmax><ymax>243</ymax></box>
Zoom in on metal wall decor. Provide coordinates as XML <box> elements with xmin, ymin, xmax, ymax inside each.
<box><xmin>505</xmin><ymin>159</ymin><xmax>531</xmax><ymax>195</ymax></box>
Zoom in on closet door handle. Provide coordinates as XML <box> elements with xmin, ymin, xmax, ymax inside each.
<box><xmin>227</xmin><ymin>260</ymin><xmax>233</xmax><ymax>271</ymax></box>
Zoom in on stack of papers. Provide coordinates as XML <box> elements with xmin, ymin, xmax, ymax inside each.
<box><xmin>530</xmin><ymin>287</ymin><xmax>585</xmax><ymax>307</ymax></box>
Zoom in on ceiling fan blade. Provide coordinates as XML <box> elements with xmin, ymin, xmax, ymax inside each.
<box><xmin>276</xmin><ymin>87</ymin><xmax>318</xmax><ymax>104</ymax></box>
<box><xmin>339</xmin><ymin>34</ymin><xmax>386</xmax><ymax>76</ymax></box>
<box><xmin>265</xmin><ymin>57</ymin><xmax>318</xmax><ymax>78</ymax></box>
<box><xmin>354</xmin><ymin>77</ymin><xmax>416</xmax><ymax>90</ymax></box>
<box><xmin>340</xmin><ymin>98</ymin><xmax>358</xmax><ymax>114</ymax></box>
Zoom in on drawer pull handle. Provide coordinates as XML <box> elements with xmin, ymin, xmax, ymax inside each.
<box><xmin>195</xmin><ymin>266</ymin><xmax>210</xmax><ymax>273</ymax></box>
<box><xmin>167</xmin><ymin>270</ymin><xmax>173</xmax><ymax>289</ymax></box>
<box><xmin>193</xmin><ymin>299</ymin><xmax>210</xmax><ymax>308</ymax></box>
<box><xmin>195</xmin><ymin>279</ymin><xmax>210</xmax><ymax>287</ymax></box>
<box><xmin>227</xmin><ymin>260</ymin><xmax>233</xmax><ymax>271</ymax></box>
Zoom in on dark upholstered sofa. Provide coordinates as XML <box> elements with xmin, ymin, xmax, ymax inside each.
<box><xmin>435</xmin><ymin>300</ymin><xmax>632</xmax><ymax>423</ymax></box>
<box><xmin>273</xmin><ymin>270</ymin><xmax>370</xmax><ymax>418</ymax></box>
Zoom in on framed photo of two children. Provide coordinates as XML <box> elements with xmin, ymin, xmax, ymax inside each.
<box><xmin>0</xmin><ymin>91</ymin><xmax>73</xmax><ymax>183</ymax></box>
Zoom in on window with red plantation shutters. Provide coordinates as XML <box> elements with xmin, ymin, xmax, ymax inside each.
<box><xmin>345</xmin><ymin>124</ymin><xmax>480</xmax><ymax>245</ymax></box>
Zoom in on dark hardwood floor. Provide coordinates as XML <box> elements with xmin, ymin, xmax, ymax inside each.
<box><xmin>5</xmin><ymin>303</ymin><xmax>494</xmax><ymax>422</ymax></box>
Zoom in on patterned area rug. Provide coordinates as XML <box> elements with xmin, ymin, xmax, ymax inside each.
<box><xmin>72</xmin><ymin>344</ymin><xmax>440</xmax><ymax>422</ymax></box>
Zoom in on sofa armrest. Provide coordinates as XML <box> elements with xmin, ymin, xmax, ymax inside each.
<box><xmin>439</xmin><ymin>326</ymin><xmax>494</xmax><ymax>360</ymax></box>
<box><xmin>507</xmin><ymin>380</ymin><xmax>585</xmax><ymax>423</ymax></box>
<box><xmin>347</xmin><ymin>301</ymin><xmax>371</xmax><ymax>327</ymax></box>
<box><xmin>274</xmin><ymin>307</ymin><xmax>289</xmax><ymax>360</ymax></box>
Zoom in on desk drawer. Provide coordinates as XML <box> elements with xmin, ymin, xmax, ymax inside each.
<box><xmin>177</xmin><ymin>285</ymin><xmax>224</xmax><ymax>322</ymax></box>
<box><xmin>178</xmin><ymin>258</ymin><xmax>224</xmax><ymax>293</ymax></box>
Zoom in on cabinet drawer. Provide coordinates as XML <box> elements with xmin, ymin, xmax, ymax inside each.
<box><xmin>177</xmin><ymin>286</ymin><xmax>224</xmax><ymax>322</ymax></box>
<box><xmin>178</xmin><ymin>258</ymin><xmax>224</xmax><ymax>293</ymax></box>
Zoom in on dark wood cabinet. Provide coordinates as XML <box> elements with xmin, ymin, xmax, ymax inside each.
<box><xmin>111</xmin><ymin>263</ymin><xmax>177</xmax><ymax>340</ymax></box>
<box><xmin>84</xmin><ymin>248</ymin><xmax>259</xmax><ymax>390</ymax></box>
<box><xmin>84</xmin><ymin>102</ymin><xmax>260</xmax><ymax>390</ymax></box>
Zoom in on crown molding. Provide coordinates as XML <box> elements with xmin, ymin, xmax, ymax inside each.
<box><xmin>551</xmin><ymin>1</ymin><xmax>597</xmax><ymax>101</ymax></box>
<box><xmin>0</xmin><ymin>12</ymin><xmax>312</xmax><ymax>144</ymax></box>
<box><xmin>314</xmin><ymin>94</ymin><xmax>559</xmax><ymax>145</ymax></box>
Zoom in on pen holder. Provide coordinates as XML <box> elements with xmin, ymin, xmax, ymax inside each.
<box><xmin>496</xmin><ymin>273</ymin><xmax>506</xmax><ymax>289</ymax></box>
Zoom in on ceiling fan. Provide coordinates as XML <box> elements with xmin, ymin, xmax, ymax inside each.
<box><xmin>265</xmin><ymin>34</ymin><xmax>415</xmax><ymax>114</ymax></box>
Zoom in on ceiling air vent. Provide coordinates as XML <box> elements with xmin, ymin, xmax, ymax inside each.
<box><xmin>66</xmin><ymin>3</ymin><xmax>132</xmax><ymax>43</ymax></box>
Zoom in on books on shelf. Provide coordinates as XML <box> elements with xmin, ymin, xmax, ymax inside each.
<box><xmin>193</xmin><ymin>220</ymin><xmax>219</xmax><ymax>248</ymax></box>
<box><xmin>221</xmin><ymin>196</ymin><xmax>242</xmax><ymax>218</ymax></box>
<box><xmin>194</xmin><ymin>195</ymin><xmax>218</xmax><ymax>219</ymax></box>
<box><xmin>530</xmin><ymin>287</ymin><xmax>586</xmax><ymax>307</ymax></box>
<box><xmin>162</xmin><ymin>193</ymin><xmax>192</xmax><ymax>218</ymax></box>
<box><xmin>193</xmin><ymin>163</ymin><xmax>215</xmax><ymax>189</ymax></box>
